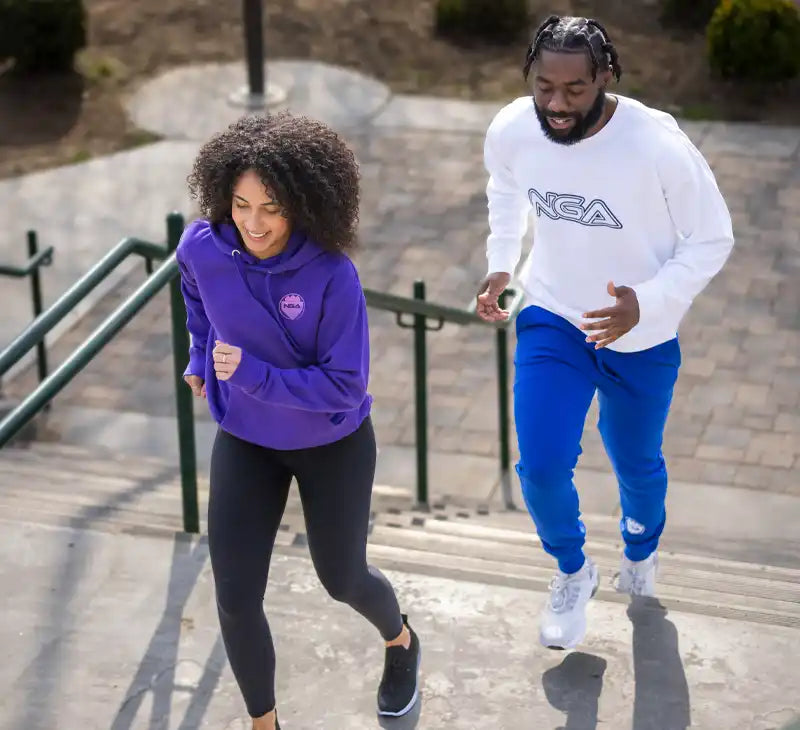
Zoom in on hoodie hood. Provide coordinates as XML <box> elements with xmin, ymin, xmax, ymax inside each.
<box><xmin>209</xmin><ymin>222</ymin><xmax>325</xmax><ymax>273</ymax></box>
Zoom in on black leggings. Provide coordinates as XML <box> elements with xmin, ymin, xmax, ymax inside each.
<box><xmin>208</xmin><ymin>417</ymin><xmax>403</xmax><ymax>718</ymax></box>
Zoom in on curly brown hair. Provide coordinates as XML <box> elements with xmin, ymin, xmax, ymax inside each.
<box><xmin>187</xmin><ymin>112</ymin><xmax>360</xmax><ymax>252</ymax></box>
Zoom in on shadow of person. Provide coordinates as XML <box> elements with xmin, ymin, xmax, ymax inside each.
<box><xmin>377</xmin><ymin>695</ymin><xmax>423</xmax><ymax>729</ymax></box>
<box><xmin>542</xmin><ymin>651</ymin><xmax>607</xmax><ymax>730</ymax></box>
<box><xmin>628</xmin><ymin>596</ymin><xmax>691</xmax><ymax>730</ymax></box>
<box><xmin>110</xmin><ymin>534</ymin><xmax>224</xmax><ymax>730</ymax></box>
<box><xmin>0</xmin><ymin>66</ymin><xmax>84</xmax><ymax>145</ymax></box>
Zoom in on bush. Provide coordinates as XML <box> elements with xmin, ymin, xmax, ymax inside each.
<box><xmin>660</xmin><ymin>0</ymin><xmax>720</xmax><ymax>29</ymax></box>
<box><xmin>435</xmin><ymin>0</ymin><xmax>529</xmax><ymax>42</ymax></box>
<box><xmin>707</xmin><ymin>0</ymin><xmax>800</xmax><ymax>82</ymax></box>
<box><xmin>0</xmin><ymin>0</ymin><xmax>87</xmax><ymax>73</ymax></box>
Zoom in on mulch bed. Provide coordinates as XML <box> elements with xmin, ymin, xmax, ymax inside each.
<box><xmin>1</xmin><ymin>0</ymin><xmax>798</xmax><ymax>179</ymax></box>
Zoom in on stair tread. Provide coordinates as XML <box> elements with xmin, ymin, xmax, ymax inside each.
<box><xmin>2</xmin><ymin>486</ymin><xmax>796</xmax><ymax>607</ymax></box>
<box><xmin>2</xmin><ymin>443</ymin><xmax>799</xmax><ymax>631</ymax></box>
<box><xmin>346</xmin><ymin>543</ymin><xmax>800</xmax><ymax>629</ymax></box>
<box><xmin>370</xmin><ymin>512</ymin><xmax>800</xmax><ymax>582</ymax></box>
<box><xmin>365</xmin><ymin>524</ymin><xmax>800</xmax><ymax>608</ymax></box>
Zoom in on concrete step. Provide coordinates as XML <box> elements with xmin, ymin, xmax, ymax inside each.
<box><xmin>371</xmin><ymin>507</ymin><xmax>800</xmax><ymax>584</ymax></box>
<box><xmin>2</xmin><ymin>443</ymin><xmax>799</xmax><ymax>632</ymax></box>
<box><xmin>3</xmin><ymin>440</ymin><xmax>186</xmax><ymax>478</ymax></box>
<box><xmin>0</xmin><ymin>444</ymin><xmax>411</xmax><ymax>536</ymax></box>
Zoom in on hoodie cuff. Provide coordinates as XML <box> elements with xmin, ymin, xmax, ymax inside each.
<box><xmin>227</xmin><ymin>348</ymin><xmax>268</xmax><ymax>392</ymax></box>
<box><xmin>487</xmin><ymin>247</ymin><xmax>518</xmax><ymax>277</ymax></box>
<box><xmin>185</xmin><ymin>350</ymin><xmax>206</xmax><ymax>379</ymax></box>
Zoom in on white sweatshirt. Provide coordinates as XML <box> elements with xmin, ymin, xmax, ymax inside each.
<box><xmin>484</xmin><ymin>94</ymin><xmax>734</xmax><ymax>353</ymax></box>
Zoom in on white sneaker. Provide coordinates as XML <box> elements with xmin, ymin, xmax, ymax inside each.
<box><xmin>539</xmin><ymin>558</ymin><xmax>599</xmax><ymax>650</ymax></box>
<box><xmin>614</xmin><ymin>552</ymin><xmax>658</xmax><ymax>597</ymax></box>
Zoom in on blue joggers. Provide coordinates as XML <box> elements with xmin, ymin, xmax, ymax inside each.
<box><xmin>513</xmin><ymin>305</ymin><xmax>681</xmax><ymax>574</ymax></box>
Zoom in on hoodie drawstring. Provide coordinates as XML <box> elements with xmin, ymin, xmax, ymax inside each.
<box><xmin>231</xmin><ymin>249</ymin><xmax>257</xmax><ymax>299</ymax></box>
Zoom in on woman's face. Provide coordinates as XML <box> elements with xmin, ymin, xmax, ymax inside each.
<box><xmin>231</xmin><ymin>170</ymin><xmax>292</xmax><ymax>259</ymax></box>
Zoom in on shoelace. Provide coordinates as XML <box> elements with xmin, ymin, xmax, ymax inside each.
<box><xmin>548</xmin><ymin>573</ymin><xmax>583</xmax><ymax>612</ymax></box>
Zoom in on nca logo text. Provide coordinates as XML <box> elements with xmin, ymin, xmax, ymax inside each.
<box><xmin>528</xmin><ymin>188</ymin><xmax>623</xmax><ymax>229</ymax></box>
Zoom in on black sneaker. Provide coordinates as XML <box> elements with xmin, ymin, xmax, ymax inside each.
<box><xmin>377</xmin><ymin>614</ymin><xmax>421</xmax><ymax>716</ymax></box>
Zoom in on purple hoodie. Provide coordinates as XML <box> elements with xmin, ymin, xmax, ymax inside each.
<box><xmin>176</xmin><ymin>219</ymin><xmax>372</xmax><ymax>450</ymax></box>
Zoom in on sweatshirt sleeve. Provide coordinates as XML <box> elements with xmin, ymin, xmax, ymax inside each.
<box><xmin>484</xmin><ymin>115</ymin><xmax>530</xmax><ymax>276</ymax></box>
<box><xmin>631</xmin><ymin>132</ymin><xmax>734</xmax><ymax>329</ymax></box>
<box><xmin>226</xmin><ymin>259</ymin><xmax>369</xmax><ymax>412</ymax></box>
<box><xmin>176</xmin><ymin>243</ymin><xmax>211</xmax><ymax>379</ymax></box>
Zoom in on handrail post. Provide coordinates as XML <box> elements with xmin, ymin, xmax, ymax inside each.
<box><xmin>496</xmin><ymin>290</ymin><xmax>516</xmax><ymax>510</ymax></box>
<box><xmin>412</xmin><ymin>280</ymin><xmax>429</xmax><ymax>510</ymax></box>
<box><xmin>26</xmin><ymin>231</ymin><xmax>48</xmax><ymax>388</ymax></box>
<box><xmin>166</xmin><ymin>212</ymin><xmax>199</xmax><ymax>533</ymax></box>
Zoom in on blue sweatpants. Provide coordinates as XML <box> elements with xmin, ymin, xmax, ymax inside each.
<box><xmin>513</xmin><ymin>305</ymin><xmax>681</xmax><ymax>574</ymax></box>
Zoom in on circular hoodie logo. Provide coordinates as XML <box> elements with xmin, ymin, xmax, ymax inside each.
<box><xmin>279</xmin><ymin>293</ymin><xmax>305</xmax><ymax>320</ymax></box>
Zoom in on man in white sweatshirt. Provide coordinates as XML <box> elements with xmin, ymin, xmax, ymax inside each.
<box><xmin>476</xmin><ymin>14</ymin><xmax>734</xmax><ymax>650</ymax></box>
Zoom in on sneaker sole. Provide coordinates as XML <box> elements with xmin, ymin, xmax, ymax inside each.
<box><xmin>541</xmin><ymin>576</ymin><xmax>599</xmax><ymax>651</ymax></box>
<box><xmin>376</xmin><ymin>647</ymin><xmax>422</xmax><ymax>717</ymax></box>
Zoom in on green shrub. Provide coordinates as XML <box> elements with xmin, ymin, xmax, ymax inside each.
<box><xmin>435</xmin><ymin>0</ymin><xmax>529</xmax><ymax>42</ymax></box>
<box><xmin>660</xmin><ymin>0</ymin><xmax>721</xmax><ymax>29</ymax></box>
<box><xmin>707</xmin><ymin>0</ymin><xmax>800</xmax><ymax>82</ymax></box>
<box><xmin>0</xmin><ymin>0</ymin><xmax>87</xmax><ymax>73</ymax></box>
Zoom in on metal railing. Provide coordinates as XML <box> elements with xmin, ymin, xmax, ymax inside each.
<box><xmin>0</xmin><ymin>234</ymin><xmax>169</xmax><ymax>384</ymax></box>
<box><xmin>0</xmin><ymin>232</ymin><xmax>55</xmax><ymax>388</ymax></box>
<box><xmin>365</xmin><ymin>283</ymin><xmax>523</xmax><ymax>510</ymax></box>
<box><xmin>0</xmin><ymin>213</ymin><xmax>200</xmax><ymax>534</ymax></box>
<box><xmin>0</xmin><ymin>211</ymin><xmax>523</xmax><ymax>532</ymax></box>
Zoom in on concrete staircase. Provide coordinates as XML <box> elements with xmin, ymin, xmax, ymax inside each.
<box><xmin>3</xmin><ymin>441</ymin><xmax>800</xmax><ymax>729</ymax></box>
<box><xmin>1</xmin><ymin>442</ymin><xmax>798</xmax><ymax>632</ymax></box>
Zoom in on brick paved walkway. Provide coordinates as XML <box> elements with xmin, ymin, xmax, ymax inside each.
<box><xmin>4</xmin><ymin>63</ymin><xmax>799</xmax><ymax>495</ymax></box>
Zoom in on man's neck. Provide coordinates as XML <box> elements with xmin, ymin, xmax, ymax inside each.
<box><xmin>584</xmin><ymin>94</ymin><xmax>619</xmax><ymax>140</ymax></box>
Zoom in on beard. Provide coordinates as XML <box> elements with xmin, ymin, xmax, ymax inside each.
<box><xmin>534</xmin><ymin>89</ymin><xmax>607</xmax><ymax>146</ymax></box>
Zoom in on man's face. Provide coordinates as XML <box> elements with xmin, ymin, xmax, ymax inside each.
<box><xmin>531</xmin><ymin>49</ymin><xmax>611</xmax><ymax>145</ymax></box>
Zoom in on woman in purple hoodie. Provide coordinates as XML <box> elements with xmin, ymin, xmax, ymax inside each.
<box><xmin>176</xmin><ymin>113</ymin><xmax>421</xmax><ymax>730</ymax></box>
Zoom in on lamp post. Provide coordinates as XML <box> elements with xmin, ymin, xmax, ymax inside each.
<box><xmin>229</xmin><ymin>0</ymin><xmax>286</xmax><ymax>110</ymax></box>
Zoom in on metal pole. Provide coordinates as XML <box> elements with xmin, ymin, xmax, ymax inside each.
<box><xmin>166</xmin><ymin>212</ymin><xmax>199</xmax><ymax>534</ymax></box>
<box><xmin>496</xmin><ymin>290</ymin><xmax>515</xmax><ymax>510</ymax></box>
<box><xmin>243</xmin><ymin>0</ymin><xmax>265</xmax><ymax>98</ymax></box>
<box><xmin>229</xmin><ymin>0</ymin><xmax>287</xmax><ymax>110</ymax></box>
<box><xmin>413</xmin><ymin>280</ymin><xmax>429</xmax><ymax>510</ymax></box>
<box><xmin>26</xmin><ymin>231</ymin><xmax>48</xmax><ymax>387</ymax></box>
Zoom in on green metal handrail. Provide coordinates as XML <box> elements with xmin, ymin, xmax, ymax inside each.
<box><xmin>364</xmin><ymin>282</ymin><xmax>524</xmax><ymax>510</ymax></box>
<box><xmin>0</xmin><ymin>213</ymin><xmax>200</xmax><ymax>534</ymax></box>
<box><xmin>0</xmin><ymin>232</ymin><xmax>55</xmax><ymax>387</ymax></box>
<box><xmin>0</xmin><ymin>239</ymin><xmax>53</xmax><ymax>277</ymax></box>
<box><xmin>0</xmin><ymin>236</ymin><xmax>169</xmax><ymax>381</ymax></box>
<box><xmin>0</xmin><ymin>210</ymin><xmax>523</xmax><ymax>530</ymax></box>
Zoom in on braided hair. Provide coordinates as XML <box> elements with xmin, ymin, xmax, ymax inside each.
<box><xmin>523</xmin><ymin>15</ymin><xmax>623</xmax><ymax>82</ymax></box>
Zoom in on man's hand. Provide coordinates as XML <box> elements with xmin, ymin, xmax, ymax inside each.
<box><xmin>184</xmin><ymin>375</ymin><xmax>206</xmax><ymax>398</ymax></box>
<box><xmin>476</xmin><ymin>272</ymin><xmax>511</xmax><ymax>322</ymax></box>
<box><xmin>580</xmin><ymin>281</ymin><xmax>640</xmax><ymax>349</ymax></box>
<box><xmin>213</xmin><ymin>341</ymin><xmax>243</xmax><ymax>381</ymax></box>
